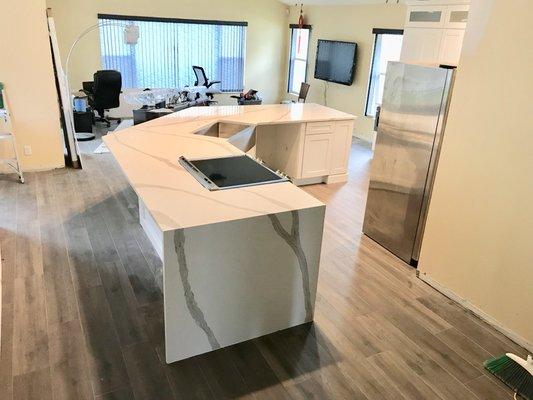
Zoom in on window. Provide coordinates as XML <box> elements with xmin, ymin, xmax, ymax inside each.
<box><xmin>365</xmin><ymin>29</ymin><xmax>404</xmax><ymax>117</ymax></box>
<box><xmin>288</xmin><ymin>25</ymin><xmax>311</xmax><ymax>94</ymax></box>
<box><xmin>98</xmin><ymin>14</ymin><xmax>247</xmax><ymax>92</ymax></box>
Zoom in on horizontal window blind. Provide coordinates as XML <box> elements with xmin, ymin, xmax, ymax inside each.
<box><xmin>98</xmin><ymin>15</ymin><xmax>246</xmax><ymax>92</ymax></box>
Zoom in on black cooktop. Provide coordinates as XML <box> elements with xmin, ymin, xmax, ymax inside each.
<box><xmin>179</xmin><ymin>155</ymin><xmax>288</xmax><ymax>190</ymax></box>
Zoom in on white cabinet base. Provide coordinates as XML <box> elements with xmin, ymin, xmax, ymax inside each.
<box><xmin>292</xmin><ymin>173</ymin><xmax>348</xmax><ymax>186</ymax></box>
<box><xmin>256</xmin><ymin>120</ymin><xmax>354</xmax><ymax>186</ymax></box>
<box><xmin>325</xmin><ymin>173</ymin><xmax>349</xmax><ymax>184</ymax></box>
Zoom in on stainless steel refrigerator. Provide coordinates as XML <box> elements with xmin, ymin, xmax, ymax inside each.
<box><xmin>363</xmin><ymin>62</ymin><xmax>455</xmax><ymax>266</ymax></box>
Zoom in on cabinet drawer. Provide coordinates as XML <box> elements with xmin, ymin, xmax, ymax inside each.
<box><xmin>305</xmin><ymin>121</ymin><xmax>335</xmax><ymax>135</ymax></box>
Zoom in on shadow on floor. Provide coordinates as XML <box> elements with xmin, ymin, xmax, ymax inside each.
<box><xmin>69</xmin><ymin>183</ymin><xmax>343</xmax><ymax>398</ymax></box>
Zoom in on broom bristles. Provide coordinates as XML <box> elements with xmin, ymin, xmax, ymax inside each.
<box><xmin>484</xmin><ymin>355</ymin><xmax>533</xmax><ymax>400</ymax></box>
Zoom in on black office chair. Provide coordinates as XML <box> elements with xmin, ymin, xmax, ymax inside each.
<box><xmin>281</xmin><ymin>82</ymin><xmax>310</xmax><ymax>104</ymax></box>
<box><xmin>192</xmin><ymin>66</ymin><xmax>220</xmax><ymax>99</ymax></box>
<box><xmin>84</xmin><ymin>70</ymin><xmax>122</xmax><ymax>127</ymax></box>
<box><xmin>297</xmin><ymin>82</ymin><xmax>310</xmax><ymax>103</ymax></box>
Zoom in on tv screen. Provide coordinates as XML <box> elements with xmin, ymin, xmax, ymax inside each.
<box><xmin>314</xmin><ymin>39</ymin><xmax>357</xmax><ymax>85</ymax></box>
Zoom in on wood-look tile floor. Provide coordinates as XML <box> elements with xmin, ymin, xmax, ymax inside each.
<box><xmin>0</xmin><ymin>136</ymin><xmax>525</xmax><ymax>399</ymax></box>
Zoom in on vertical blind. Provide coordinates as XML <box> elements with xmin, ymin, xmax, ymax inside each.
<box><xmin>98</xmin><ymin>15</ymin><xmax>247</xmax><ymax>92</ymax></box>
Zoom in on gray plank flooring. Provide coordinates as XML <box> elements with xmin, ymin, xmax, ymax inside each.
<box><xmin>0</xmin><ymin>133</ymin><xmax>525</xmax><ymax>399</ymax></box>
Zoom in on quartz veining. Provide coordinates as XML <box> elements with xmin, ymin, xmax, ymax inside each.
<box><xmin>103</xmin><ymin>103</ymin><xmax>355</xmax><ymax>231</ymax></box>
<box><xmin>104</xmin><ymin>103</ymin><xmax>351</xmax><ymax>363</ymax></box>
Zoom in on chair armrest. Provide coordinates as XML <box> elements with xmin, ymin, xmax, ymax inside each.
<box><xmin>206</xmin><ymin>81</ymin><xmax>221</xmax><ymax>88</ymax></box>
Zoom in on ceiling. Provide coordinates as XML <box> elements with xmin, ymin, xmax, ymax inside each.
<box><xmin>278</xmin><ymin>0</ymin><xmax>405</xmax><ymax>5</ymax></box>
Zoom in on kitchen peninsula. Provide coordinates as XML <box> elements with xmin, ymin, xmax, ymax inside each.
<box><xmin>103</xmin><ymin>103</ymin><xmax>356</xmax><ymax>363</ymax></box>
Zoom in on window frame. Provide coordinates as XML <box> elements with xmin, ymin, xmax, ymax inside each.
<box><xmin>97</xmin><ymin>13</ymin><xmax>248</xmax><ymax>27</ymax></box>
<box><xmin>364</xmin><ymin>28</ymin><xmax>404</xmax><ymax>117</ymax></box>
<box><xmin>97</xmin><ymin>13</ymin><xmax>247</xmax><ymax>92</ymax></box>
<box><xmin>287</xmin><ymin>24</ymin><xmax>312</xmax><ymax>95</ymax></box>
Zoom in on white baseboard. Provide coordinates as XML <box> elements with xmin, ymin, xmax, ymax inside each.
<box><xmin>417</xmin><ymin>271</ymin><xmax>533</xmax><ymax>353</ymax></box>
<box><xmin>0</xmin><ymin>164</ymin><xmax>64</xmax><ymax>174</ymax></box>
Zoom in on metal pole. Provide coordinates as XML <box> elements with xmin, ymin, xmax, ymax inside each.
<box><xmin>64</xmin><ymin>22</ymin><xmax>131</xmax><ymax>148</ymax></box>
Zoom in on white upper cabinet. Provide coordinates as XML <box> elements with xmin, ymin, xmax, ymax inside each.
<box><xmin>401</xmin><ymin>2</ymin><xmax>469</xmax><ymax>66</ymax></box>
<box><xmin>445</xmin><ymin>5</ymin><xmax>469</xmax><ymax>29</ymax></box>
<box><xmin>401</xmin><ymin>28</ymin><xmax>444</xmax><ymax>65</ymax></box>
<box><xmin>439</xmin><ymin>28</ymin><xmax>465</xmax><ymax>65</ymax></box>
<box><xmin>405</xmin><ymin>6</ymin><xmax>447</xmax><ymax>28</ymax></box>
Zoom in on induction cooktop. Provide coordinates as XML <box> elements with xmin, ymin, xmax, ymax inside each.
<box><xmin>178</xmin><ymin>155</ymin><xmax>288</xmax><ymax>191</ymax></box>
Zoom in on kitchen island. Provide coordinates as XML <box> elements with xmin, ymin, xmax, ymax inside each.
<box><xmin>103</xmin><ymin>103</ymin><xmax>356</xmax><ymax>363</ymax></box>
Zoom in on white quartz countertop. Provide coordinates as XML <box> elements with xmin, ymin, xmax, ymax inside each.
<box><xmin>103</xmin><ymin>103</ymin><xmax>356</xmax><ymax>231</ymax></box>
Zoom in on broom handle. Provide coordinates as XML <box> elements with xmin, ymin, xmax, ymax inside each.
<box><xmin>506</xmin><ymin>353</ymin><xmax>533</xmax><ymax>375</ymax></box>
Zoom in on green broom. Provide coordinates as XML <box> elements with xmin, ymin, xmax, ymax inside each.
<box><xmin>484</xmin><ymin>353</ymin><xmax>533</xmax><ymax>399</ymax></box>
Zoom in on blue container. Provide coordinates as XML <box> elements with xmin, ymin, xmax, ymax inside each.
<box><xmin>73</xmin><ymin>94</ymin><xmax>88</xmax><ymax>112</ymax></box>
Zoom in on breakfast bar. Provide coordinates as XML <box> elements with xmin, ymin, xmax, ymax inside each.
<box><xmin>103</xmin><ymin>103</ymin><xmax>356</xmax><ymax>363</ymax></box>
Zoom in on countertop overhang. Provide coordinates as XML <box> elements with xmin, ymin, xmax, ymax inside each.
<box><xmin>103</xmin><ymin>103</ymin><xmax>356</xmax><ymax>231</ymax></box>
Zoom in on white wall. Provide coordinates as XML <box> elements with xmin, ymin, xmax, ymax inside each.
<box><xmin>46</xmin><ymin>0</ymin><xmax>289</xmax><ymax>105</ymax></box>
<box><xmin>288</xmin><ymin>3</ymin><xmax>406</xmax><ymax>141</ymax></box>
<box><xmin>418</xmin><ymin>0</ymin><xmax>533</xmax><ymax>348</ymax></box>
<box><xmin>0</xmin><ymin>0</ymin><xmax>64</xmax><ymax>172</ymax></box>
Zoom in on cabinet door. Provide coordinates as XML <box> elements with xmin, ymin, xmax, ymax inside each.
<box><xmin>400</xmin><ymin>28</ymin><xmax>443</xmax><ymax>64</ymax></box>
<box><xmin>445</xmin><ymin>5</ymin><xmax>469</xmax><ymax>29</ymax></box>
<box><xmin>439</xmin><ymin>29</ymin><xmax>465</xmax><ymax>66</ymax></box>
<box><xmin>329</xmin><ymin>121</ymin><xmax>352</xmax><ymax>175</ymax></box>
<box><xmin>405</xmin><ymin>6</ymin><xmax>446</xmax><ymax>28</ymax></box>
<box><xmin>301</xmin><ymin>133</ymin><xmax>332</xmax><ymax>178</ymax></box>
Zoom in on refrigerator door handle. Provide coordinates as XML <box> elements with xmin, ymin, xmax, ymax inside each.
<box><xmin>373</xmin><ymin>105</ymin><xmax>381</xmax><ymax>131</ymax></box>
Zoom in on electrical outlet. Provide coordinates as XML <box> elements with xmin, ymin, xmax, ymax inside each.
<box><xmin>23</xmin><ymin>145</ymin><xmax>32</xmax><ymax>156</ymax></box>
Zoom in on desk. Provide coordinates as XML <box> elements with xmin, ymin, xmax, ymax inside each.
<box><xmin>103</xmin><ymin>103</ymin><xmax>356</xmax><ymax>363</ymax></box>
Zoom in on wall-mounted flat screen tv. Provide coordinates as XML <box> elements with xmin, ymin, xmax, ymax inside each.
<box><xmin>314</xmin><ymin>39</ymin><xmax>357</xmax><ymax>85</ymax></box>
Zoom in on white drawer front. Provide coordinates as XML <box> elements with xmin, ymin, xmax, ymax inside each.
<box><xmin>305</xmin><ymin>121</ymin><xmax>334</xmax><ymax>135</ymax></box>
